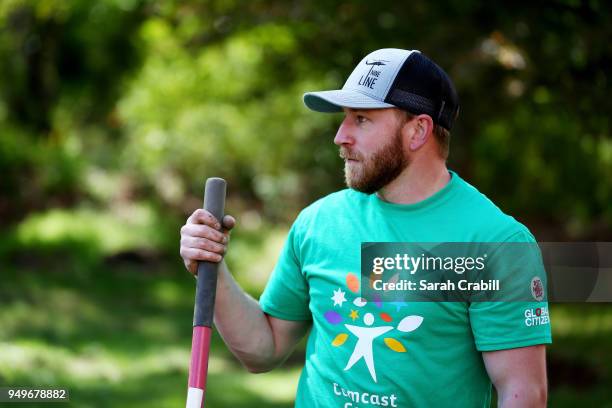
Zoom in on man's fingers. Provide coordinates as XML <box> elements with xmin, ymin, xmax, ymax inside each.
<box><xmin>186</xmin><ymin>210</ymin><xmax>236</xmax><ymax>232</ymax></box>
<box><xmin>181</xmin><ymin>236</ymin><xmax>226</xmax><ymax>254</ymax></box>
<box><xmin>180</xmin><ymin>247</ymin><xmax>223</xmax><ymax>264</ymax></box>
<box><xmin>187</xmin><ymin>209</ymin><xmax>221</xmax><ymax>229</ymax></box>
<box><xmin>181</xmin><ymin>224</ymin><xmax>226</xmax><ymax>243</ymax></box>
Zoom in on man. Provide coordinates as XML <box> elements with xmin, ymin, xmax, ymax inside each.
<box><xmin>179</xmin><ymin>48</ymin><xmax>551</xmax><ymax>407</ymax></box>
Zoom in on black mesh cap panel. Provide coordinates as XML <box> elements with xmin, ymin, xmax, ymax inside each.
<box><xmin>384</xmin><ymin>52</ymin><xmax>459</xmax><ymax>130</ymax></box>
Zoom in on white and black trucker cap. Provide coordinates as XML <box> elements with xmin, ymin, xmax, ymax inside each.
<box><xmin>303</xmin><ymin>48</ymin><xmax>460</xmax><ymax>130</ymax></box>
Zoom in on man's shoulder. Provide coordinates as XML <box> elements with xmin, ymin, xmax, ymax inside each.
<box><xmin>453</xmin><ymin>175</ymin><xmax>534</xmax><ymax>242</ymax></box>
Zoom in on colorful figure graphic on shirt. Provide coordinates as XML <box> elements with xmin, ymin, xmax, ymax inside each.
<box><xmin>325</xmin><ymin>272</ymin><xmax>424</xmax><ymax>382</ymax></box>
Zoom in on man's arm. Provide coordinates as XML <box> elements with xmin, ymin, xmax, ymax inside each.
<box><xmin>180</xmin><ymin>209</ymin><xmax>310</xmax><ymax>373</ymax></box>
<box><xmin>482</xmin><ymin>345</ymin><xmax>548</xmax><ymax>408</ymax></box>
<box><xmin>213</xmin><ymin>261</ymin><xmax>310</xmax><ymax>373</ymax></box>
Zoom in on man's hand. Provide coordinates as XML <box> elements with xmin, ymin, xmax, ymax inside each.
<box><xmin>180</xmin><ymin>209</ymin><xmax>236</xmax><ymax>275</ymax></box>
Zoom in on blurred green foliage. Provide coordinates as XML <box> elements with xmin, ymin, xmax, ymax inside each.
<box><xmin>1</xmin><ymin>0</ymin><xmax>611</xmax><ymax>406</ymax></box>
<box><xmin>1</xmin><ymin>0</ymin><xmax>610</xmax><ymax>236</ymax></box>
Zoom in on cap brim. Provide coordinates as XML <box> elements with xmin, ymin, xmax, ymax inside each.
<box><xmin>303</xmin><ymin>89</ymin><xmax>396</xmax><ymax>112</ymax></box>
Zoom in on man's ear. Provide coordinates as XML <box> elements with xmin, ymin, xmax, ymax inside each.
<box><xmin>406</xmin><ymin>114</ymin><xmax>434</xmax><ymax>151</ymax></box>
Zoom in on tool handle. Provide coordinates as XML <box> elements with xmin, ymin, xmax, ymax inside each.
<box><xmin>193</xmin><ymin>177</ymin><xmax>226</xmax><ymax>327</ymax></box>
<box><xmin>186</xmin><ymin>177</ymin><xmax>226</xmax><ymax>408</ymax></box>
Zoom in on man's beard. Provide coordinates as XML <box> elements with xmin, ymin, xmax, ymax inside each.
<box><xmin>340</xmin><ymin>128</ymin><xmax>409</xmax><ymax>194</ymax></box>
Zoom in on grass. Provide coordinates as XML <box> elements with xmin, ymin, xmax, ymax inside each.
<box><xmin>0</xmin><ymin>206</ymin><xmax>299</xmax><ymax>407</ymax></box>
<box><xmin>0</xmin><ymin>258</ymin><xmax>302</xmax><ymax>408</ymax></box>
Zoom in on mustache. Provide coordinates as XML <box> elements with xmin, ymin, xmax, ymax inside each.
<box><xmin>339</xmin><ymin>148</ymin><xmax>362</xmax><ymax>161</ymax></box>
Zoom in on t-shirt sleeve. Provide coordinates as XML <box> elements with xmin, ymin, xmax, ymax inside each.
<box><xmin>469</xmin><ymin>229</ymin><xmax>552</xmax><ymax>351</ymax></box>
<box><xmin>258</xmin><ymin>216</ymin><xmax>312</xmax><ymax>321</ymax></box>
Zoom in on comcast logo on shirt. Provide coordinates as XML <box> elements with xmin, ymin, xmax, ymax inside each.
<box><xmin>324</xmin><ymin>272</ymin><xmax>424</xmax><ymax>383</ymax></box>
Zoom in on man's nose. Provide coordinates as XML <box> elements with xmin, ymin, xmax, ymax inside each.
<box><xmin>334</xmin><ymin>117</ymin><xmax>354</xmax><ymax>146</ymax></box>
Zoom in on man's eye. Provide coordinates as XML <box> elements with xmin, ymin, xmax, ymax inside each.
<box><xmin>356</xmin><ymin>115</ymin><xmax>368</xmax><ymax>124</ymax></box>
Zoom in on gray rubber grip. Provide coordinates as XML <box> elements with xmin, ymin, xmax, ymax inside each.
<box><xmin>193</xmin><ymin>177</ymin><xmax>226</xmax><ymax>327</ymax></box>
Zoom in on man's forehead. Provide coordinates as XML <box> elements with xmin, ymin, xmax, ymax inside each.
<box><xmin>342</xmin><ymin>107</ymin><xmax>397</xmax><ymax>115</ymax></box>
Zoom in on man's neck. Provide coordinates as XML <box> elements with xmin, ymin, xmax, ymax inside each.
<box><xmin>376</xmin><ymin>159</ymin><xmax>450</xmax><ymax>205</ymax></box>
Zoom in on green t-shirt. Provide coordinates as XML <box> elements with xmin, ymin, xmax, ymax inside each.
<box><xmin>259</xmin><ymin>171</ymin><xmax>552</xmax><ymax>408</ymax></box>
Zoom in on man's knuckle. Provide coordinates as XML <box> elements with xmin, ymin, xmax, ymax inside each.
<box><xmin>197</xmin><ymin>239</ymin><xmax>208</xmax><ymax>250</ymax></box>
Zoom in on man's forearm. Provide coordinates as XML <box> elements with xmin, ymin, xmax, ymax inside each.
<box><xmin>211</xmin><ymin>261</ymin><xmax>277</xmax><ymax>372</ymax></box>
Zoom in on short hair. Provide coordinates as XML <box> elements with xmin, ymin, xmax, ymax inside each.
<box><xmin>396</xmin><ymin>110</ymin><xmax>450</xmax><ymax>160</ymax></box>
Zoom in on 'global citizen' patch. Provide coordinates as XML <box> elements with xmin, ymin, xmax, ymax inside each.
<box><xmin>524</xmin><ymin>307</ymin><xmax>550</xmax><ymax>327</ymax></box>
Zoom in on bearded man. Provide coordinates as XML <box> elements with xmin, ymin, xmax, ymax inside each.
<box><xmin>179</xmin><ymin>49</ymin><xmax>551</xmax><ymax>408</ymax></box>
